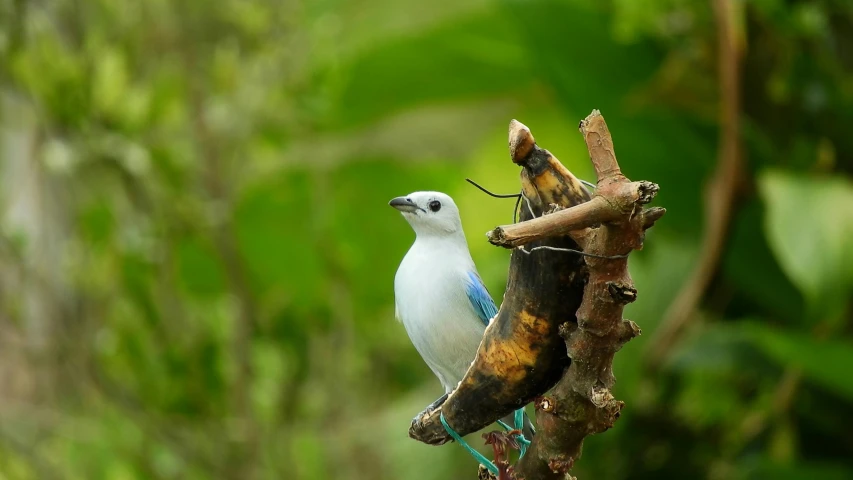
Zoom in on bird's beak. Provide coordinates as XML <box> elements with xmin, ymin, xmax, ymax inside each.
<box><xmin>389</xmin><ymin>196</ymin><xmax>421</xmax><ymax>213</ymax></box>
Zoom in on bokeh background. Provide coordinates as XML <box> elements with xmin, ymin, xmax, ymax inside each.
<box><xmin>1</xmin><ymin>0</ymin><xmax>853</xmax><ymax>478</ymax></box>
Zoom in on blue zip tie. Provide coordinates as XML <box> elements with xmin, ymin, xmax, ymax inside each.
<box><xmin>440</xmin><ymin>412</ymin><xmax>499</xmax><ymax>475</ymax></box>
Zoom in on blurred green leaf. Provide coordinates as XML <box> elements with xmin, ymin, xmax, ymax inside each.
<box><xmin>177</xmin><ymin>236</ymin><xmax>226</xmax><ymax>296</ymax></box>
<box><xmin>723</xmin><ymin>199</ymin><xmax>804</xmax><ymax>323</ymax></box>
<box><xmin>759</xmin><ymin>169</ymin><xmax>853</xmax><ymax>323</ymax></box>
<box><xmin>743</xmin><ymin>322</ymin><xmax>853</xmax><ymax>402</ymax></box>
<box><xmin>741</xmin><ymin>457</ymin><xmax>853</xmax><ymax>480</ymax></box>
<box><xmin>93</xmin><ymin>47</ymin><xmax>129</xmax><ymax>120</ymax></box>
<box><xmin>235</xmin><ymin>171</ymin><xmax>326</xmax><ymax>305</ymax></box>
<box><xmin>323</xmin><ymin>9</ymin><xmax>529</xmax><ymax>129</ymax></box>
<box><xmin>78</xmin><ymin>199</ymin><xmax>116</xmax><ymax>247</ymax></box>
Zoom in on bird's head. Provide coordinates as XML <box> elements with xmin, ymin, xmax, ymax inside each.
<box><xmin>389</xmin><ymin>191</ymin><xmax>463</xmax><ymax>237</ymax></box>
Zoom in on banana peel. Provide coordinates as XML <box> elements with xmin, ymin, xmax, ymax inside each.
<box><xmin>409</xmin><ymin>120</ymin><xmax>591</xmax><ymax>444</ymax></box>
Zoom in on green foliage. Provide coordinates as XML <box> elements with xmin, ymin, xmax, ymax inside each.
<box><xmin>759</xmin><ymin>170</ymin><xmax>853</xmax><ymax>323</ymax></box>
<box><xmin>1</xmin><ymin>0</ymin><xmax>852</xmax><ymax>479</ymax></box>
<box><xmin>744</xmin><ymin>322</ymin><xmax>853</xmax><ymax>402</ymax></box>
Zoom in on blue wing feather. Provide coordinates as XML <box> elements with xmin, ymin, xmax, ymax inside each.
<box><xmin>466</xmin><ymin>271</ymin><xmax>499</xmax><ymax>326</ymax></box>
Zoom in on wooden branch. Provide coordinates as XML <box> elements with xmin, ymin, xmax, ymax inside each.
<box><xmin>509</xmin><ymin>112</ymin><xmax>663</xmax><ymax>479</ymax></box>
<box><xmin>488</xmin><ymin>113</ymin><xmax>661</xmax><ymax>249</ymax></box>
<box><xmin>487</xmin><ymin>185</ymin><xmax>660</xmax><ymax>248</ymax></box>
<box><xmin>577</xmin><ymin>111</ymin><xmax>623</xmax><ymax>181</ymax></box>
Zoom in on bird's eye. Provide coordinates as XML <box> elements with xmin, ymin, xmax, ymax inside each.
<box><xmin>428</xmin><ymin>200</ymin><xmax>441</xmax><ymax>212</ymax></box>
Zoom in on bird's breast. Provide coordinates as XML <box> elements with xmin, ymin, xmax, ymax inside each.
<box><xmin>394</xmin><ymin>245</ymin><xmax>485</xmax><ymax>390</ymax></box>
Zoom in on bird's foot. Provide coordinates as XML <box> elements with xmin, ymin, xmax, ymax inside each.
<box><xmin>409</xmin><ymin>407</ymin><xmax>450</xmax><ymax>445</ymax></box>
<box><xmin>410</xmin><ymin>392</ymin><xmax>448</xmax><ymax>431</ymax></box>
<box><xmin>425</xmin><ymin>392</ymin><xmax>448</xmax><ymax>414</ymax></box>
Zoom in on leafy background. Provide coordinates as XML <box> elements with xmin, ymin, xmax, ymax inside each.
<box><xmin>1</xmin><ymin>0</ymin><xmax>852</xmax><ymax>478</ymax></box>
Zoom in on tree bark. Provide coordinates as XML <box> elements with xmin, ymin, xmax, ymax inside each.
<box><xmin>513</xmin><ymin>112</ymin><xmax>663</xmax><ymax>479</ymax></box>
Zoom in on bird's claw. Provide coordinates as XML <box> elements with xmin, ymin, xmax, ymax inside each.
<box><xmin>409</xmin><ymin>407</ymin><xmax>451</xmax><ymax>445</ymax></box>
<box><xmin>410</xmin><ymin>405</ymin><xmax>435</xmax><ymax>431</ymax></box>
<box><xmin>410</xmin><ymin>392</ymin><xmax>448</xmax><ymax>431</ymax></box>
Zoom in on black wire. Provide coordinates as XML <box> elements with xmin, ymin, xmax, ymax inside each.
<box><xmin>465</xmin><ymin>178</ymin><xmax>522</xmax><ymax>198</ymax></box>
<box><xmin>465</xmin><ymin>178</ymin><xmax>524</xmax><ymax>224</ymax></box>
<box><xmin>463</xmin><ymin>180</ymin><xmax>626</xmax><ymax>258</ymax></box>
<box><xmin>517</xmin><ymin>245</ymin><xmax>629</xmax><ymax>260</ymax></box>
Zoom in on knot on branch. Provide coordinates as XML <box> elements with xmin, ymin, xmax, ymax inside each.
<box><xmin>589</xmin><ymin>385</ymin><xmax>613</xmax><ymax>409</ymax></box>
<box><xmin>642</xmin><ymin>207</ymin><xmax>666</xmax><ymax>230</ymax></box>
<box><xmin>536</xmin><ymin>395</ymin><xmax>557</xmax><ymax>414</ymax></box>
<box><xmin>486</xmin><ymin>227</ymin><xmax>508</xmax><ymax>246</ymax></box>
<box><xmin>578</xmin><ymin>109</ymin><xmax>602</xmax><ymax>132</ymax></box>
<box><xmin>607</xmin><ymin>281</ymin><xmax>637</xmax><ymax>304</ymax></box>
<box><xmin>546</xmin><ymin>203</ymin><xmax>565</xmax><ymax>215</ymax></box>
<box><xmin>547</xmin><ymin>456</ymin><xmax>575</xmax><ymax>476</ymax></box>
<box><xmin>589</xmin><ymin>385</ymin><xmax>625</xmax><ymax>433</ymax></box>
<box><xmin>574</xmin><ymin>318</ymin><xmax>612</xmax><ymax>338</ymax></box>
<box><xmin>600</xmin><ymin>400</ymin><xmax>625</xmax><ymax>431</ymax></box>
<box><xmin>616</xmin><ymin>319</ymin><xmax>642</xmax><ymax>349</ymax></box>
<box><xmin>557</xmin><ymin>322</ymin><xmax>576</xmax><ymax>340</ymax></box>
<box><xmin>635</xmin><ymin>181</ymin><xmax>659</xmax><ymax>204</ymax></box>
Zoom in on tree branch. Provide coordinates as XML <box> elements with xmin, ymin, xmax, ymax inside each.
<box><xmin>488</xmin><ymin>114</ymin><xmax>660</xmax><ymax>249</ymax></box>
<box><xmin>512</xmin><ymin>111</ymin><xmax>662</xmax><ymax>479</ymax></box>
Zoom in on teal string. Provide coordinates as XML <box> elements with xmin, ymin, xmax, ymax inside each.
<box><xmin>442</xmin><ymin>410</ymin><xmax>533</xmax><ymax>471</ymax></box>
<box><xmin>513</xmin><ymin>409</ymin><xmax>529</xmax><ymax>457</ymax></box>
<box><xmin>498</xmin><ymin>411</ymin><xmax>531</xmax><ymax>457</ymax></box>
<box><xmin>440</xmin><ymin>412</ymin><xmax>498</xmax><ymax>475</ymax></box>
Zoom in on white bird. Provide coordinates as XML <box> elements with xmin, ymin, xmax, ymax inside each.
<box><xmin>389</xmin><ymin>191</ymin><xmax>533</xmax><ymax>438</ymax></box>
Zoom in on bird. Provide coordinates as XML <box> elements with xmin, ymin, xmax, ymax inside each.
<box><xmin>389</xmin><ymin>191</ymin><xmax>534</xmax><ymax>442</ymax></box>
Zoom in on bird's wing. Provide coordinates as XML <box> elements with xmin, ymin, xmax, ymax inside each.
<box><xmin>465</xmin><ymin>271</ymin><xmax>499</xmax><ymax>326</ymax></box>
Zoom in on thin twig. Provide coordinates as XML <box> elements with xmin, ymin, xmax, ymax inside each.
<box><xmin>645</xmin><ymin>0</ymin><xmax>744</xmax><ymax>369</ymax></box>
<box><xmin>489</xmin><ymin>192</ymin><xmax>663</xmax><ymax>249</ymax></box>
